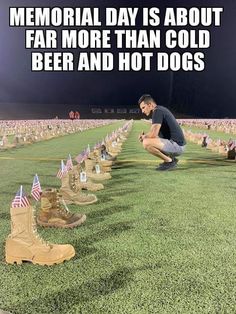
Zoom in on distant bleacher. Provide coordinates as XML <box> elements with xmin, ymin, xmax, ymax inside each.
<box><xmin>90</xmin><ymin>108</ymin><xmax>140</xmax><ymax>119</ymax></box>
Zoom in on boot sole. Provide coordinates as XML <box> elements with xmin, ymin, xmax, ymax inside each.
<box><xmin>79</xmin><ymin>184</ymin><xmax>104</xmax><ymax>191</ymax></box>
<box><xmin>5</xmin><ymin>250</ymin><xmax>75</xmax><ymax>266</ymax></box>
<box><xmin>81</xmin><ymin>188</ymin><xmax>104</xmax><ymax>192</ymax></box>
<box><xmin>64</xmin><ymin>198</ymin><xmax>98</xmax><ymax>205</ymax></box>
<box><xmin>87</xmin><ymin>175</ymin><xmax>111</xmax><ymax>181</ymax></box>
<box><xmin>76</xmin><ymin>198</ymin><xmax>97</xmax><ymax>205</ymax></box>
<box><xmin>37</xmin><ymin>214</ymin><xmax>86</xmax><ymax>228</ymax></box>
<box><xmin>81</xmin><ymin>188</ymin><xmax>104</xmax><ymax>191</ymax></box>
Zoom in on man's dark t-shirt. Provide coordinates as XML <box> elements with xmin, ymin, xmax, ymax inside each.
<box><xmin>152</xmin><ymin>106</ymin><xmax>186</xmax><ymax>146</ymax></box>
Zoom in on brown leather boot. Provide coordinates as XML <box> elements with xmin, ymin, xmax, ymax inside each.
<box><xmin>5</xmin><ymin>203</ymin><xmax>75</xmax><ymax>265</ymax></box>
<box><xmin>37</xmin><ymin>188</ymin><xmax>87</xmax><ymax>228</ymax></box>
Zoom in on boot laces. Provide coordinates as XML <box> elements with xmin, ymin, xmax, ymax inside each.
<box><xmin>32</xmin><ymin>207</ymin><xmax>50</xmax><ymax>247</ymax></box>
<box><xmin>57</xmin><ymin>196</ymin><xmax>71</xmax><ymax>217</ymax></box>
<box><xmin>70</xmin><ymin>174</ymin><xmax>77</xmax><ymax>192</ymax></box>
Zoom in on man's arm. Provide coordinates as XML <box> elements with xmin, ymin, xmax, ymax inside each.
<box><xmin>145</xmin><ymin>124</ymin><xmax>161</xmax><ymax>138</ymax></box>
<box><xmin>139</xmin><ymin>124</ymin><xmax>161</xmax><ymax>141</ymax></box>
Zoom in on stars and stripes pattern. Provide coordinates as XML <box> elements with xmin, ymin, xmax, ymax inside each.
<box><xmin>31</xmin><ymin>174</ymin><xmax>42</xmax><ymax>201</ymax></box>
<box><xmin>228</xmin><ymin>139</ymin><xmax>236</xmax><ymax>150</ymax></box>
<box><xmin>94</xmin><ymin>142</ymin><xmax>102</xmax><ymax>150</ymax></box>
<box><xmin>56</xmin><ymin>160</ymin><xmax>67</xmax><ymax>179</ymax></box>
<box><xmin>11</xmin><ymin>185</ymin><xmax>30</xmax><ymax>208</ymax></box>
<box><xmin>75</xmin><ymin>150</ymin><xmax>86</xmax><ymax>164</ymax></box>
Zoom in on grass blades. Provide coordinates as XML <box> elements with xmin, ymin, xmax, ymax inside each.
<box><xmin>0</xmin><ymin>120</ymin><xmax>235</xmax><ymax>314</ymax></box>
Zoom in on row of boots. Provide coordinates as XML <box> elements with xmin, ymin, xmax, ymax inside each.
<box><xmin>5</xmin><ymin>122</ymin><xmax>133</xmax><ymax>266</ymax></box>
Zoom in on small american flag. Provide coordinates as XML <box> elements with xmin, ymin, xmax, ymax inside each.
<box><xmin>31</xmin><ymin>174</ymin><xmax>42</xmax><ymax>201</ymax></box>
<box><xmin>94</xmin><ymin>142</ymin><xmax>101</xmax><ymax>150</ymax></box>
<box><xmin>66</xmin><ymin>154</ymin><xmax>73</xmax><ymax>171</ymax></box>
<box><xmin>229</xmin><ymin>139</ymin><xmax>236</xmax><ymax>150</ymax></box>
<box><xmin>84</xmin><ymin>147</ymin><xmax>90</xmax><ymax>159</ymax></box>
<box><xmin>11</xmin><ymin>186</ymin><xmax>30</xmax><ymax>208</ymax></box>
<box><xmin>75</xmin><ymin>150</ymin><xmax>87</xmax><ymax>164</ymax></box>
<box><xmin>57</xmin><ymin>160</ymin><xmax>67</xmax><ymax>179</ymax></box>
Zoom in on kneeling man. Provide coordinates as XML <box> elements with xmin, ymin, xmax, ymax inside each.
<box><xmin>138</xmin><ymin>94</ymin><xmax>186</xmax><ymax>170</ymax></box>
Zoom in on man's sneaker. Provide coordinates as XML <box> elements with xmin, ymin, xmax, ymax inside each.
<box><xmin>156</xmin><ymin>158</ymin><xmax>178</xmax><ymax>171</ymax></box>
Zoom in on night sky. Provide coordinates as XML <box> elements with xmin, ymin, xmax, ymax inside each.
<box><xmin>0</xmin><ymin>0</ymin><xmax>236</xmax><ymax>119</ymax></box>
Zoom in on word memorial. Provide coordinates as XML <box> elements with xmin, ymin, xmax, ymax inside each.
<box><xmin>10</xmin><ymin>6</ymin><xmax>224</xmax><ymax>72</ymax></box>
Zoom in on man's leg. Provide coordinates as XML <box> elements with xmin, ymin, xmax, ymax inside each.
<box><xmin>142</xmin><ymin>138</ymin><xmax>180</xmax><ymax>170</ymax></box>
<box><xmin>142</xmin><ymin>138</ymin><xmax>172</xmax><ymax>162</ymax></box>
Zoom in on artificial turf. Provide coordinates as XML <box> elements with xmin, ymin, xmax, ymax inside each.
<box><xmin>182</xmin><ymin>124</ymin><xmax>235</xmax><ymax>141</ymax></box>
<box><xmin>0</xmin><ymin>120</ymin><xmax>235</xmax><ymax>314</ymax></box>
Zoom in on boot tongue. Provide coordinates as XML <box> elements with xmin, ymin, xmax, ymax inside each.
<box><xmin>41</xmin><ymin>197</ymin><xmax>52</xmax><ymax>211</ymax></box>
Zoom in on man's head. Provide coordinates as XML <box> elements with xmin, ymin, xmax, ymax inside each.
<box><xmin>138</xmin><ymin>94</ymin><xmax>157</xmax><ymax>116</ymax></box>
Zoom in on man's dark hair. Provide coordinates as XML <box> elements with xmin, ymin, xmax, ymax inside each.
<box><xmin>138</xmin><ymin>94</ymin><xmax>156</xmax><ymax>106</ymax></box>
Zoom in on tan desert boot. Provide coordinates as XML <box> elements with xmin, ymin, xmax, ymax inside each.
<box><xmin>87</xmin><ymin>152</ymin><xmax>112</xmax><ymax>172</ymax></box>
<box><xmin>89</xmin><ymin>150</ymin><xmax>114</xmax><ymax>168</ymax></box>
<box><xmin>100</xmin><ymin>145</ymin><xmax>116</xmax><ymax>162</ymax></box>
<box><xmin>5</xmin><ymin>204</ymin><xmax>75</xmax><ymax>265</ymax></box>
<box><xmin>84</xmin><ymin>159</ymin><xmax>111</xmax><ymax>181</ymax></box>
<box><xmin>37</xmin><ymin>188</ymin><xmax>86</xmax><ymax>228</ymax></box>
<box><xmin>106</xmin><ymin>139</ymin><xmax>122</xmax><ymax>150</ymax></box>
<box><xmin>105</xmin><ymin>143</ymin><xmax>120</xmax><ymax>156</ymax></box>
<box><xmin>218</xmin><ymin>145</ymin><xmax>227</xmax><ymax>156</ymax></box>
<box><xmin>72</xmin><ymin>170</ymin><xmax>104</xmax><ymax>192</ymax></box>
<box><xmin>60</xmin><ymin>173</ymin><xmax>97</xmax><ymax>205</ymax></box>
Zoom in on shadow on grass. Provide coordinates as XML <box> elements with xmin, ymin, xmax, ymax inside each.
<box><xmin>114</xmin><ymin>166</ymin><xmax>143</xmax><ymax>172</ymax></box>
<box><xmin>72</xmin><ymin>221</ymin><xmax>134</xmax><ymax>249</ymax></box>
<box><xmin>0</xmin><ymin>212</ymin><xmax>9</xmax><ymax>220</ymax></box>
<box><xmin>9</xmin><ymin>266</ymin><xmax>135</xmax><ymax>314</ymax></box>
<box><xmin>88</xmin><ymin>205</ymin><xmax>132</xmax><ymax>220</ymax></box>
<box><xmin>74</xmin><ymin>242</ymin><xmax>98</xmax><ymax>258</ymax></box>
<box><xmin>83</xmin><ymin>217</ymin><xmax>105</xmax><ymax>226</ymax></box>
<box><xmin>108</xmin><ymin>189</ymin><xmax>138</xmax><ymax>197</ymax></box>
<box><xmin>62</xmin><ymin>221</ymin><xmax>134</xmax><ymax>260</ymax></box>
<box><xmin>111</xmin><ymin>158</ymin><xmax>235</xmax><ymax>173</ymax></box>
<box><xmin>107</xmin><ymin>176</ymin><xmax>138</xmax><ymax>185</ymax></box>
<box><xmin>8</xmin><ymin>263</ymin><xmax>163</xmax><ymax>314</ymax></box>
<box><xmin>96</xmin><ymin>194</ymin><xmax>113</xmax><ymax>204</ymax></box>
<box><xmin>181</xmin><ymin>159</ymin><xmax>235</xmax><ymax>170</ymax></box>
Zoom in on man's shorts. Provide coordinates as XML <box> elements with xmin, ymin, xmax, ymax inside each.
<box><xmin>160</xmin><ymin>138</ymin><xmax>185</xmax><ymax>156</ymax></box>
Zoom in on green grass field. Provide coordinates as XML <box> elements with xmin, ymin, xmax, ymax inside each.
<box><xmin>0</xmin><ymin>120</ymin><xmax>236</xmax><ymax>314</ymax></box>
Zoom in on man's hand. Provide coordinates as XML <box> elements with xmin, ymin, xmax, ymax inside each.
<box><xmin>138</xmin><ymin>131</ymin><xmax>145</xmax><ymax>142</ymax></box>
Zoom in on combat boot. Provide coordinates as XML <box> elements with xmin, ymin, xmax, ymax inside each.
<box><xmin>109</xmin><ymin>138</ymin><xmax>123</xmax><ymax>149</ymax></box>
<box><xmin>60</xmin><ymin>173</ymin><xmax>97</xmax><ymax>205</ymax></box>
<box><xmin>84</xmin><ymin>159</ymin><xmax>111</xmax><ymax>181</ymax></box>
<box><xmin>218</xmin><ymin>145</ymin><xmax>227</xmax><ymax>156</ymax></box>
<box><xmin>105</xmin><ymin>142</ymin><xmax>120</xmax><ymax>156</ymax></box>
<box><xmin>5</xmin><ymin>203</ymin><xmax>75</xmax><ymax>265</ymax></box>
<box><xmin>95</xmin><ymin>149</ymin><xmax>114</xmax><ymax>166</ymax></box>
<box><xmin>99</xmin><ymin>162</ymin><xmax>112</xmax><ymax>173</ymax></box>
<box><xmin>89</xmin><ymin>150</ymin><xmax>113</xmax><ymax>171</ymax></box>
<box><xmin>37</xmin><ymin>188</ymin><xmax>86</xmax><ymax>228</ymax></box>
<box><xmin>72</xmin><ymin>169</ymin><xmax>104</xmax><ymax>192</ymax></box>
<box><xmin>100</xmin><ymin>145</ymin><xmax>116</xmax><ymax>162</ymax></box>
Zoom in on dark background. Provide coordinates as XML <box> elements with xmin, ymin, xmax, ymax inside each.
<box><xmin>0</xmin><ymin>0</ymin><xmax>235</xmax><ymax>119</ymax></box>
